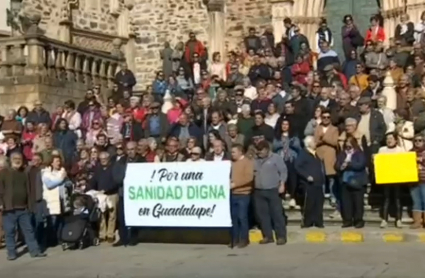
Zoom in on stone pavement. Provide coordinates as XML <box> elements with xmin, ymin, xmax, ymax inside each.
<box><xmin>1</xmin><ymin>240</ymin><xmax>425</xmax><ymax>278</ymax></box>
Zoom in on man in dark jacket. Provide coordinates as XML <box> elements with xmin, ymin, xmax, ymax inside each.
<box><xmin>90</xmin><ymin>151</ymin><xmax>125</xmax><ymax>243</ymax></box>
<box><xmin>248</xmin><ymin>57</ymin><xmax>273</xmax><ymax>85</ymax></box>
<box><xmin>250</xmin><ymin>87</ymin><xmax>273</xmax><ymax>114</ymax></box>
<box><xmin>26</xmin><ymin>100</ymin><xmax>52</xmax><ymax>127</ymax></box>
<box><xmin>168</xmin><ymin>113</ymin><xmax>203</xmax><ymax>146</ymax></box>
<box><xmin>77</xmin><ymin>89</ymin><xmax>96</xmax><ymax>116</ymax></box>
<box><xmin>113</xmin><ymin>141</ymin><xmax>143</xmax><ymax>247</ymax></box>
<box><xmin>295</xmin><ymin>136</ymin><xmax>325</xmax><ymax>228</ymax></box>
<box><xmin>0</xmin><ymin>152</ymin><xmax>45</xmax><ymax>260</ymax></box>
<box><xmin>115</xmin><ymin>63</ymin><xmax>137</xmax><ymax>95</ymax></box>
<box><xmin>250</xmin><ymin>111</ymin><xmax>275</xmax><ymax>144</ymax></box>
<box><xmin>26</xmin><ymin>153</ymin><xmax>44</xmax><ymax>249</ymax></box>
<box><xmin>244</xmin><ymin>27</ymin><xmax>261</xmax><ymax>53</ymax></box>
<box><xmin>205</xmin><ymin>140</ymin><xmax>231</xmax><ymax>161</ymax></box>
<box><xmin>95</xmin><ymin>134</ymin><xmax>117</xmax><ymax>158</ymax></box>
<box><xmin>334</xmin><ymin>92</ymin><xmax>360</xmax><ymax>132</ymax></box>
<box><xmin>144</xmin><ymin>102</ymin><xmax>169</xmax><ymax>142</ymax></box>
<box><xmin>121</xmin><ymin>113</ymin><xmax>144</xmax><ymax>143</ymax></box>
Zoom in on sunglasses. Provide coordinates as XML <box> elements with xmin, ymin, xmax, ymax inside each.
<box><xmin>415</xmin><ymin>139</ymin><xmax>423</xmax><ymax>142</ymax></box>
<box><xmin>93</xmin><ymin>122</ymin><xmax>99</xmax><ymax>125</ymax></box>
<box><xmin>322</xmin><ymin>116</ymin><xmax>331</xmax><ymax>119</ymax></box>
<box><xmin>191</xmin><ymin>152</ymin><xmax>200</xmax><ymax>155</ymax></box>
<box><xmin>313</xmin><ymin>85</ymin><xmax>320</xmax><ymax>88</ymax></box>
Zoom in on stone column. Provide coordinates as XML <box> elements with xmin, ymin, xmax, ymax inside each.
<box><xmin>206</xmin><ymin>0</ymin><xmax>225</xmax><ymax>59</ymax></box>
<box><xmin>25</xmin><ymin>14</ymin><xmax>45</xmax><ymax>76</ymax></box>
<box><xmin>110</xmin><ymin>0</ymin><xmax>122</xmax><ymax>17</ymax></box>
<box><xmin>125</xmin><ymin>2</ymin><xmax>137</xmax><ymax>73</ymax></box>
<box><xmin>270</xmin><ymin>0</ymin><xmax>294</xmax><ymax>43</ymax></box>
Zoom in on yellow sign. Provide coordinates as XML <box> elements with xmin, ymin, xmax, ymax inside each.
<box><xmin>374</xmin><ymin>152</ymin><xmax>418</xmax><ymax>184</ymax></box>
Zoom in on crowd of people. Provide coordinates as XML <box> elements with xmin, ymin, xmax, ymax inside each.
<box><xmin>2</xmin><ymin>12</ymin><xmax>425</xmax><ymax>258</ymax></box>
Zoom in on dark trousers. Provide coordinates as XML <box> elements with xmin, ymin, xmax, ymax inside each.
<box><xmin>285</xmin><ymin>161</ymin><xmax>298</xmax><ymax>198</ymax></box>
<box><xmin>3</xmin><ymin>209</ymin><xmax>40</xmax><ymax>257</ymax></box>
<box><xmin>303</xmin><ymin>186</ymin><xmax>324</xmax><ymax>227</ymax></box>
<box><xmin>341</xmin><ymin>184</ymin><xmax>364</xmax><ymax>224</ymax></box>
<box><xmin>230</xmin><ymin>194</ymin><xmax>251</xmax><ymax>243</ymax></box>
<box><xmin>254</xmin><ymin>188</ymin><xmax>287</xmax><ymax>240</ymax></box>
<box><xmin>32</xmin><ymin>201</ymin><xmax>45</xmax><ymax>251</ymax></box>
<box><xmin>383</xmin><ymin>185</ymin><xmax>402</xmax><ymax>221</ymax></box>
<box><xmin>117</xmin><ymin>196</ymin><xmax>135</xmax><ymax>245</ymax></box>
<box><xmin>45</xmin><ymin>215</ymin><xmax>63</xmax><ymax>248</ymax></box>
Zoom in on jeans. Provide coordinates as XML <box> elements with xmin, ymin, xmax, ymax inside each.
<box><xmin>230</xmin><ymin>194</ymin><xmax>251</xmax><ymax>243</ymax></box>
<box><xmin>2</xmin><ymin>209</ymin><xmax>41</xmax><ymax>257</ymax></box>
<box><xmin>45</xmin><ymin>215</ymin><xmax>63</xmax><ymax>248</ymax></box>
<box><xmin>254</xmin><ymin>188</ymin><xmax>287</xmax><ymax>240</ymax></box>
<box><xmin>410</xmin><ymin>183</ymin><xmax>425</xmax><ymax>212</ymax></box>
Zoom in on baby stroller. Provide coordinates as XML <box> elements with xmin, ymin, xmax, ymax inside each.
<box><xmin>60</xmin><ymin>193</ymin><xmax>101</xmax><ymax>250</ymax></box>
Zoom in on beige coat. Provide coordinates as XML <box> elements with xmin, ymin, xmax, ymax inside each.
<box><xmin>314</xmin><ymin>124</ymin><xmax>339</xmax><ymax>175</ymax></box>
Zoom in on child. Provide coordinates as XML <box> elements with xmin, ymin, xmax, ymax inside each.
<box><xmin>73</xmin><ymin>195</ymin><xmax>89</xmax><ymax>216</ymax></box>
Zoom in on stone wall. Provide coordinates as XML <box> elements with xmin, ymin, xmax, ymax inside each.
<box><xmin>132</xmin><ymin>0</ymin><xmax>209</xmax><ymax>90</ymax></box>
<box><xmin>73</xmin><ymin>0</ymin><xmax>119</xmax><ymax>35</ymax></box>
<box><xmin>21</xmin><ymin>0</ymin><xmax>120</xmax><ymax>39</ymax></box>
<box><xmin>224</xmin><ymin>0</ymin><xmax>272</xmax><ymax>52</ymax></box>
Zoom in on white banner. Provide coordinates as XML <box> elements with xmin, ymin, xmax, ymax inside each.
<box><xmin>124</xmin><ymin>161</ymin><xmax>232</xmax><ymax>227</ymax></box>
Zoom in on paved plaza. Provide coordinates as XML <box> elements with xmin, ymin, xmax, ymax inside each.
<box><xmin>1</xmin><ymin>240</ymin><xmax>425</xmax><ymax>278</ymax></box>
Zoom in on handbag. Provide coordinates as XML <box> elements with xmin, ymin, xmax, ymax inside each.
<box><xmin>342</xmin><ymin>171</ymin><xmax>364</xmax><ymax>189</ymax></box>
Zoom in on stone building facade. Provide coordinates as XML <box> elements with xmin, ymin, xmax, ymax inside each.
<box><xmin>3</xmin><ymin>0</ymin><xmax>425</xmax><ymax>93</ymax></box>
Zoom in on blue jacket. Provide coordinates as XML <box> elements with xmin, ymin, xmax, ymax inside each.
<box><xmin>295</xmin><ymin>149</ymin><xmax>326</xmax><ymax>188</ymax></box>
<box><xmin>168</xmin><ymin>123</ymin><xmax>203</xmax><ymax>144</ymax></box>
<box><xmin>152</xmin><ymin>80</ymin><xmax>168</xmax><ymax>95</ymax></box>
<box><xmin>27</xmin><ymin>109</ymin><xmax>51</xmax><ymax>126</ymax></box>
<box><xmin>272</xmin><ymin>136</ymin><xmax>302</xmax><ymax>162</ymax></box>
<box><xmin>335</xmin><ymin>150</ymin><xmax>368</xmax><ymax>189</ymax></box>
<box><xmin>53</xmin><ymin>130</ymin><xmax>77</xmax><ymax>166</ymax></box>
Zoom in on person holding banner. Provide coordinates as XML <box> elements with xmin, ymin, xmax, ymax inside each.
<box><xmin>253</xmin><ymin>141</ymin><xmax>287</xmax><ymax>245</ymax></box>
<box><xmin>230</xmin><ymin>144</ymin><xmax>254</xmax><ymax>248</ymax></box>
<box><xmin>90</xmin><ymin>152</ymin><xmax>125</xmax><ymax>243</ymax></box>
<box><xmin>378</xmin><ymin>132</ymin><xmax>405</xmax><ymax>229</ymax></box>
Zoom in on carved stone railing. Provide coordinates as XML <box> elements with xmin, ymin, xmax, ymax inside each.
<box><xmin>0</xmin><ymin>33</ymin><xmax>125</xmax><ymax>90</ymax></box>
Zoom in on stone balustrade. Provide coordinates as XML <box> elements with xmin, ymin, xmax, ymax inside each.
<box><xmin>0</xmin><ymin>30</ymin><xmax>125</xmax><ymax>113</ymax></box>
<box><xmin>0</xmin><ymin>34</ymin><xmax>124</xmax><ymax>89</ymax></box>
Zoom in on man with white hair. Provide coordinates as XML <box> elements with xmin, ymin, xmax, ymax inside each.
<box><xmin>295</xmin><ymin>136</ymin><xmax>326</xmax><ymax>228</ymax></box>
<box><xmin>90</xmin><ymin>151</ymin><xmax>125</xmax><ymax>244</ymax></box>
<box><xmin>349</xmin><ymin>85</ymin><xmax>361</xmax><ymax>106</ymax></box>
<box><xmin>237</xmin><ymin>104</ymin><xmax>255</xmax><ymax>136</ymax></box>
<box><xmin>1</xmin><ymin>109</ymin><xmax>22</xmax><ymax>139</ymax></box>
<box><xmin>0</xmin><ymin>152</ymin><xmax>46</xmax><ymax>260</ymax></box>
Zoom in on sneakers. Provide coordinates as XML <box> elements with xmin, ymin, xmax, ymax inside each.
<box><xmin>395</xmin><ymin>220</ymin><xmax>403</xmax><ymax>229</ymax></box>
<box><xmin>380</xmin><ymin>220</ymin><xmax>387</xmax><ymax>229</ymax></box>
<box><xmin>288</xmin><ymin>198</ymin><xmax>296</xmax><ymax>208</ymax></box>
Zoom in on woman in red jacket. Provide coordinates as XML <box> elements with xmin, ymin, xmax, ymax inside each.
<box><xmin>365</xmin><ymin>15</ymin><xmax>385</xmax><ymax>44</ymax></box>
<box><xmin>291</xmin><ymin>54</ymin><xmax>311</xmax><ymax>85</ymax></box>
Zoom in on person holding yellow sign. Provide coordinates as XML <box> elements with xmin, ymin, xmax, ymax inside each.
<box><xmin>377</xmin><ymin>132</ymin><xmax>406</xmax><ymax>229</ymax></box>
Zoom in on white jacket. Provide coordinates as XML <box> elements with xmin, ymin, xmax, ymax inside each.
<box><xmin>86</xmin><ymin>190</ymin><xmax>113</xmax><ymax>212</ymax></box>
<box><xmin>41</xmin><ymin>167</ymin><xmax>67</xmax><ymax>215</ymax></box>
